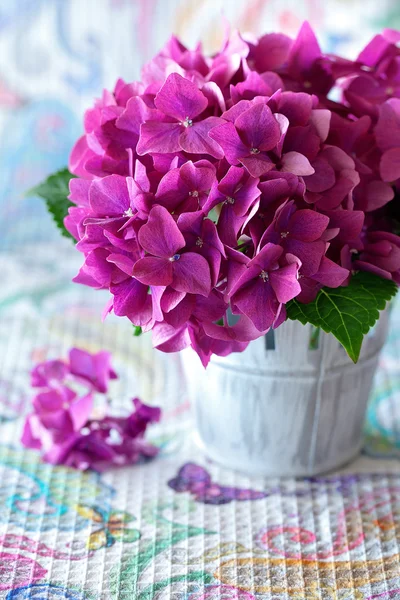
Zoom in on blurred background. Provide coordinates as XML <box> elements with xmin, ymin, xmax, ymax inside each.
<box><xmin>1</xmin><ymin>0</ymin><xmax>400</xmax><ymax>251</ymax></box>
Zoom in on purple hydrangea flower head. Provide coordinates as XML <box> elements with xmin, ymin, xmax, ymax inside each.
<box><xmin>65</xmin><ymin>23</ymin><xmax>400</xmax><ymax>365</ymax></box>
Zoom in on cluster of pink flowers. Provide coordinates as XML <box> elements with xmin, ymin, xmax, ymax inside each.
<box><xmin>65</xmin><ymin>23</ymin><xmax>400</xmax><ymax>366</ymax></box>
<box><xmin>21</xmin><ymin>348</ymin><xmax>161</xmax><ymax>471</ymax></box>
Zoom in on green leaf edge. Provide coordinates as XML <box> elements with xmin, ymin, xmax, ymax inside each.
<box><xmin>27</xmin><ymin>167</ymin><xmax>76</xmax><ymax>241</ymax></box>
<box><xmin>286</xmin><ymin>271</ymin><xmax>397</xmax><ymax>362</ymax></box>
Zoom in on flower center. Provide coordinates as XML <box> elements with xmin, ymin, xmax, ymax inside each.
<box><xmin>386</xmin><ymin>86</ymin><xmax>394</xmax><ymax>95</ymax></box>
<box><xmin>196</xmin><ymin>237</ymin><xmax>203</xmax><ymax>247</ymax></box>
<box><xmin>259</xmin><ymin>270</ymin><xmax>269</xmax><ymax>282</ymax></box>
<box><xmin>181</xmin><ymin>116</ymin><xmax>193</xmax><ymax>128</ymax></box>
<box><xmin>250</xmin><ymin>147</ymin><xmax>260</xmax><ymax>154</ymax></box>
<box><xmin>280</xmin><ymin>231</ymin><xmax>289</xmax><ymax>239</ymax></box>
<box><xmin>303</xmin><ymin>81</ymin><xmax>312</xmax><ymax>89</ymax></box>
<box><xmin>225</xmin><ymin>196</ymin><xmax>235</xmax><ymax>205</ymax></box>
<box><xmin>124</xmin><ymin>207</ymin><xmax>134</xmax><ymax>217</ymax></box>
<box><xmin>170</xmin><ymin>254</ymin><xmax>181</xmax><ymax>262</ymax></box>
<box><xmin>189</xmin><ymin>190</ymin><xmax>199</xmax><ymax>197</ymax></box>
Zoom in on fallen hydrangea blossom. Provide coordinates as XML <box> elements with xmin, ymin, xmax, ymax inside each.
<box><xmin>45</xmin><ymin>22</ymin><xmax>400</xmax><ymax>366</ymax></box>
<box><xmin>21</xmin><ymin>349</ymin><xmax>160</xmax><ymax>471</ymax></box>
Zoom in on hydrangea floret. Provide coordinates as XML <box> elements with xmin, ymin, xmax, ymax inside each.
<box><xmin>21</xmin><ymin>348</ymin><xmax>161</xmax><ymax>470</ymax></box>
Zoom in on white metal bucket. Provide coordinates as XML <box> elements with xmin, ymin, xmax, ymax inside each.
<box><xmin>182</xmin><ymin>313</ymin><xmax>389</xmax><ymax>477</ymax></box>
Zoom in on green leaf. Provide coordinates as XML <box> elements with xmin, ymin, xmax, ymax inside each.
<box><xmin>27</xmin><ymin>168</ymin><xmax>76</xmax><ymax>240</ymax></box>
<box><xmin>133</xmin><ymin>325</ymin><xmax>143</xmax><ymax>337</ymax></box>
<box><xmin>286</xmin><ymin>271</ymin><xmax>397</xmax><ymax>362</ymax></box>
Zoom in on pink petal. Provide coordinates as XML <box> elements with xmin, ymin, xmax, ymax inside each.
<box><xmin>155</xmin><ymin>167</ymin><xmax>190</xmax><ymax>210</ymax></box>
<box><xmin>217</xmin><ymin>204</ymin><xmax>245</xmax><ymax>246</ymax></box>
<box><xmin>221</xmin><ymin>99</ymin><xmax>252</xmax><ymax>123</ymax></box>
<box><xmin>321</xmin><ymin>145</ymin><xmax>356</xmax><ymax>171</ymax></box>
<box><xmin>273</xmin><ymin>303</ymin><xmax>287</xmax><ymax>329</ymax></box>
<box><xmin>252</xmin><ymin>243</ymin><xmax>283</xmax><ymax>272</ymax></box>
<box><xmin>202</xmin><ymin>314</ymin><xmax>267</xmax><ymax>342</ymax></box>
<box><xmin>375</xmin><ymin>99</ymin><xmax>400</xmax><ymax>152</ymax></box>
<box><xmin>33</xmin><ymin>388</ymin><xmax>72</xmax><ymax>412</ymax></box>
<box><xmin>69</xmin><ymin>135</ymin><xmax>94</xmax><ymax>178</ymax></box>
<box><xmin>152</xmin><ymin>322</ymin><xmax>191</xmax><ymax>352</ymax></box>
<box><xmin>252</xmin><ymin>33</ymin><xmax>292</xmax><ymax>71</ymax></box>
<box><xmin>201</xmin><ymin>81</ymin><xmax>226</xmax><ymax>113</ymax></box>
<box><xmin>69</xmin><ymin>393</ymin><xmax>93</xmax><ymax>431</ymax></box>
<box><xmin>138</xmin><ymin>205</ymin><xmax>185</xmax><ymax>258</ymax></box>
<box><xmin>116</xmin><ymin>96</ymin><xmax>163</xmax><ymax>134</ymax></box>
<box><xmin>278</xmin><ymin>91</ymin><xmax>314</xmax><ymax>126</ymax></box>
<box><xmin>281</xmin><ymin>151</ymin><xmax>315</xmax><ymax>176</ymax></box>
<box><xmin>288</xmin><ymin>21</ymin><xmax>322</xmax><ymax>73</ymax></box>
<box><xmin>312</xmin><ymin>256</ymin><xmax>349</xmax><ymax>287</ymax></box>
<box><xmin>69</xmin><ymin>348</ymin><xmax>117</xmax><ymax>393</ymax></box>
<box><xmin>193</xmin><ymin>290</ymin><xmax>227</xmax><ymax>322</ymax></box>
<box><xmin>111</xmin><ymin>277</ymin><xmax>149</xmax><ymax>317</ymax></box>
<box><xmin>323</xmin><ymin>210</ymin><xmax>364</xmax><ymax>243</ymax></box>
<box><xmin>107</xmin><ymin>253</ymin><xmax>134</xmax><ymax>276</ymax></box>
<box><xmin>155</xmin><ymin>72</ymin><xmax>208</xmax><ymax>120</ymax></box>
<box><xmin>365</xmin><ymin>180</ymin><xmax>395</xmax><ymax>211</ymax></box>
<box><xmin>303</xmin><ymin>157</ymin><xmax>335</xmax><ymax>192</ymax></box>
<box><xmin>240</xmin><ymin>155</ymin><xmax>275</xmax><ymax>178</ymax></box>
<box><xmin>234</xmin><ymin>103</ymin><xmax>281</xmax><ymax>151</ymax></box>
<box><xmin>89</xmin><ymin>175</ymin><xmax>130</xmax><ymax>216</ymax></box>
<box><xmin>232</xmin><ymin>278</ymin><xmax>278</xmax><ymax>332</ymax></box>
<box><xmin>21</xmin><ymin>417</ymin><xmax>42</xmax><ymax>450</ymax></box>
<box><xmin>180</xmin><ymin>117</ymin><xmax>224</xmax><ymax>158</ymax></box>
<box><xmin>269</xmin><ymin>264</ymin><xmax>301</xmax><ymax>303</ymax></box>
<box><xmin>31</xmin><ymin>360</ymin><xmax>69</xmax><ymax>388</ymax></box>
<box><xmin>310</xmin><ymin>109</ymin><xmax>331</xmax><ymax>142</ymax></box>
<box><xmin>69</xmin><ymin>177</ymin><xmax>91</xmax><ymax>207</ymax></box>
<box><xmin>164</xmin><ymin>295</ymin><xmax>195</xmax><ymax>328</ymax></box>
<box><xmin>180</xmin><ymin>159</ymin><xmax>216</xmax><ymax>190</ymax></box>
<box><xmin>286</xmin><ymin>239</ymin><xmax>325</xmax><ymax>277</ymax></box>
<box><xmin>161</xmin><ymin>288</ymin><xmax>187</xmax><ymax>313</ymax></box>
<box><xmin>208</xmin><ymin>121</ymin><xmax>248</xmax><ymax>165</ymax></box>
<box><xmin>289</xmin><ymin>209</ymin><xmax>329</xmax><ymax>241</ymax></box>
<box><xmin>137</xmin><ymin>121</ymin><xmax>182</xmax><ymax>155</ymax></box>
<box><xmin>73</xmin><ymin>248</ymin><xmax>116</xmax><ymax>289</ymax></box>
<box><xmin>353</xmin><ymin>260</ymin><xmax>392</xmax><ymax>280</ymax></box>
<box><xmin>230</xmin><ymin>71</ymin><xmax>272</xmax><ymax>104</ymax></box>
<box><xmin>172</xmin><ymin>253</ymin><xmax>211</xmax><ymax>296</ymax></box>
<box><xmin>358</xmin><ymin>33</ymin><xmax>396</xmax><ymax>67</ymax></box>
<box><xmin>380</xmin><ymin>148</ymin><xmax>400</xmax><ymax>182</ymax></box>
<box><xmin>316</xmin><ymin>174</ymin><xmax>359</xmax><ymax>211</ymax></box>
<box><xmin>132</xmin><ymin>257</ymin><xmax>173</xmax><ymax>286</ymax></box>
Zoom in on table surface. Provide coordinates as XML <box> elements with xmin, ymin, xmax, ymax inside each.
<box><xmin>0</xmin><ymin>243</ymin><xmax>400</xmax><ymax>600</ymax></box>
